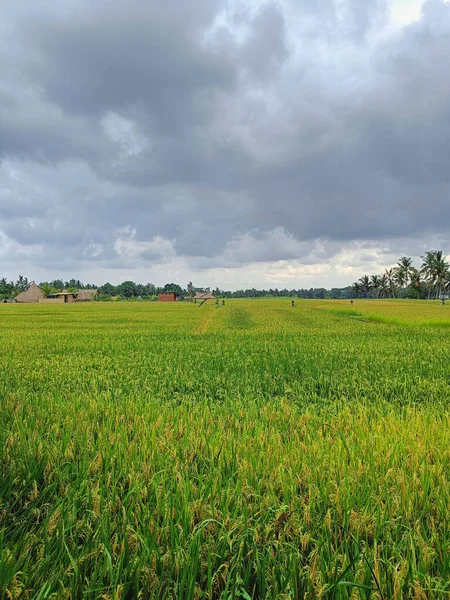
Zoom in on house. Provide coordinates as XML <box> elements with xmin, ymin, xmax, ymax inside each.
<box><xmin>194</xmin><ymin>291</ymin><xmax>215</xmax><ymax>301</ymax></box>
<box><xmin>42</xmin><ymin>289</ymin><xmax>77</xmax><ymax>304</ymax></box>
<box><xmin>158</xmin><ymin>292</ymin><xmax>176</xmax><ymax>302</ymax></box>
<box><xmin>15</xmin><ymin>282</ymin><xmax>46</xmax><ymax>303</ymax></box>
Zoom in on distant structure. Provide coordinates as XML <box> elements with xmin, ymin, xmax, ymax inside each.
<box><xmin>15</xmin><ymin>283</ymin><xmax>98</xmax><ymax>304</ymax></box>
<box><xmin>158</xmin><ymin>292</ymin><xmax>177</xmax><ymax>302</ymax></box>
<box><xmin>77</xmin><ymin>289</ymin><xmax>98</xmax><ymax>301</ymax></box>
<box><xmin>194</xmin><ymin>291</ymin><xmax>214</xmax><ymax>301</ymax></box>
<box><xmin>42</xmin><ymin>289</ymin><xmax>77</xmax><ymax>304</ymax></box>
<box><xmin>15</xmin><ymin>282</ymin><xmax>45</xmax><ymax>303</ymax></box>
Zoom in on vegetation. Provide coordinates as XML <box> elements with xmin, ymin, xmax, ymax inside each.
<box><xmin>1</xmin><ymin>299</ymin><xmax>449</xmax><ymax>599</ymax></box>
<box><xmin>352</xmin><ymin>251</ymin><xmax>450</xmax><ymax>300</ymax></box>
<box><xmin>2</xmin><ymin>250</ymin><xmax>449</xmax><ymax>302</ymax></box>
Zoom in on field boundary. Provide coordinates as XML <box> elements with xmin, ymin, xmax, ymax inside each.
<box><xmin>198</xmin><ymin>308</ymin><xmax>218</xmax><ymax>334</ymax></box>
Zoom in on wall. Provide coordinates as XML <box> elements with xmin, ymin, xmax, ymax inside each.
<box><xmin>39</xmin><ymin>298</ymin><xmax>64</xmax><ymax>304</ymax></box>
<box><xmin>158</xmin><ymin>293</ymin><xmax>176</xmax><ymax>302</ymax></box>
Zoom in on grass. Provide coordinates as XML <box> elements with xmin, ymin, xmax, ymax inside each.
<box><xmin>0</xmin><ymin>300</ymin><xmax>449</xmax><ymax>599</ymax></box>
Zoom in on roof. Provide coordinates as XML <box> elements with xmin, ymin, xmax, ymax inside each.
<box><xmin>194</xmin><ymin>291</ymin><xmax>215</xmax><ymax>300</ymax></box>
<box><xmin>48</xmin><ymin>291</ymin><xmax>78</xmax><ymax>297</ymax></box>
<box><xmin>77</xmin><ymin>289</ymin><xmax>98</xmax><ymax>301</ymax></box>
<box><xmin>15</xmin><ymin>282</ymin><xmax>46</xmax><ymax>303</ymax></box>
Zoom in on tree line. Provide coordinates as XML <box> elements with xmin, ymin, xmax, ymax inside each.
<box><xmin>1</xmin><ymin>249</ymin><xmax>448</xmax><ymax>301</ymax></box>
<box><xmin>352</xmin><ymin>251</ymin><xmax>450</xmax><ymax>299</ymax></box>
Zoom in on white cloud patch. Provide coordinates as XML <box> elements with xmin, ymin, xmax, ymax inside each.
<box><xmin>114</xmin><ymin>227</ymin><xmax>176</xmax><ymax>263</ymax></box>
<box><xmin>102</xmin><ymin>112</ymin><xmax>149</xmax><ymax>160</ymax></box>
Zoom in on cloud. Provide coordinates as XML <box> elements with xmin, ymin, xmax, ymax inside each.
<box><xmin>114</xmin><ymin>227</ymin><xmax>176</xmax><ymax>263</ymax></box>
<box><xmin>1</xmin><ymin>0</ymin><xmax>450</xmax><ymax>287</ymax></box>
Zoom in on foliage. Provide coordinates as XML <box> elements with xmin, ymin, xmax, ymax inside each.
<box><xmin>0</xmin><ymin>299</ymin><xmax>449</xmax><ymax>598</ymax></box>
<box><xmin>353</xmin><ymin>250</ymin><xmax>450</xmax><ymax>300</ymax></box>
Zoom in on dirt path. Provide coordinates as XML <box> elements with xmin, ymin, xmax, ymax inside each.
<box><xmin>198</xmin><ymin>308</ymin><xmax>218</xmax><ymax>333</ymax></box>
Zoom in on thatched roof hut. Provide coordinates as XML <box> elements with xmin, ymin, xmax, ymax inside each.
<box><xmin>77</xmin><ymin>289</ymin><xmax>98</xmax><ymax>301</ymax></box>
<box><xmin>15</xmin><ymin>282</ymin><xmax>45</xmax><ymax>303</ymax></box>
<box><xmin>194</xmin><ymin>291</ymin><xmax>215</xmax><ymax>300</ymax></box>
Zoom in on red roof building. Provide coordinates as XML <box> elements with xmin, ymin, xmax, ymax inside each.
<box><xmin>158</xmin><ymin>292</ymin><xmax>176</xmax><ymax>302</ymax></box>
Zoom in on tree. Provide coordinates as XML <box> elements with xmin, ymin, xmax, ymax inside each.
<box><xmin>421</xmin><ymin>251</ymin><xmax>436</xmax><ymax>299</ymax></box>
<box><xmin>358</xmin><ymin>275</ymin><xmax>371</xmax><ymax>298</ymax></box>
<box><xmin>40</xmin><ymin>283</ymin><xmax>54</xmax><ymax>297</ymax></box>
<box><xmin>385</xmin><ymin>268</ymin><xmax>397</xmax><ymax>298</ymax></box>
<box><xmin>394</xmin><ymin>267</ymin><xmax>406</xmax><ymax>290</ymax></box>
<box><xmin>397</xmin><ymin>257</ymin><xmax>413</xmax><ymax>288</ymax></box>
<box><xmin>432</xmin><ymin>251</ymin><xmax>449</xmax><ymax>299</ymax></box>
<box><xmin>50</xmin><ymin>279</ymin><xmax>64</xmax><ymax>291</ymax></box>
<box><xmin>101</xmin><ymin>282</ymin><xmax>117</xmax><ymax>296</ymax></box>
<box><xmin>117</xmin><ymin>281</ymin><xmax>138</xmax><ymax>299</ymax></box>
<box><xmin>187</xmin><ymin>282</ymin><xmax>194</xmax><ymax>302</ymax></box>
<box><xmin>406</xmin><ymin>268</ymin><xmax>422</xmax><ymax>299</ymax></box>
<box><xmin>370</xmin><ymin>275</ymin><xmax>381</xmax><ymax>298</ymax></box>
<box><xmin>0</xmin><ymin>278</ymin><xmax>14</xmax><ymax>299</ymax></box>
<box><xmin>15</xmin><ymin>275</ymin><xmax>28</xmax><ymax>292</ymax></box>
<box><xmin>163</xmin><ymin>283</ymin><xmax>183</xmax><ymax>296</ymax></box>
<box><xmin>379</xmin><ymin>273</ymin><xmax>389</xmax><ymax>298</ymax></box>
<box><xmin>351</xmin><ymin>282</ymin><xmax>361</xmax><ymax>298</ymax></box>
<box><xmin>421</xmin><ymin>250</ymin><xmax>450</xmax><ymax>299</ymax></box>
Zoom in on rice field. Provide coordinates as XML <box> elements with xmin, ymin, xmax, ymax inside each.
<box><xmin>1</xmin><ymin>299</ymin><xmax>449</xmax><ymax>599</ymax></box>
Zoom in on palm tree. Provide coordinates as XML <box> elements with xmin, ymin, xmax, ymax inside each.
<box><xmin>351</xmin><ymin>282</ymin><xmax>361</xmax><ymax>298</ymax></box>
<box><xmin>370</xmin><ymin>274</ymin><xmax>381</xmax><ymax>298</ymax></box>
<box><xmin>421</xmin><ymin>250</ymin><xmax>450</xmax><ymax>299</ymax></box>
<box><xmin>408</xmin><ymin>268</ymin><xmax>422</xmax><ymax>298</ymax></box>
<box><xmin>433</xmin><ymin>250</ymin><xmax>450</xmax><ymax>300</ymax></box>
<box><xmin>421</xmin><ymin>251</ymin><xmax>436</xmax><ymax>299</ymax></box>
<box><xmin>397</xmin><ymin>257</ymin><xmax>413</xmax><ymax>288</ymax></box>
<box><xmin>359</xmin><ymin>275</ymin><xmax>371</xmax><ymax>298</ymax></box>
<box><xmin>379</xmin><ymin>273</ymin><xmax>389</xmax><ymax>298</ymax></box>
<box><xmin>394</xmin><ymin>267</ymin><xmax>406</xmax><ymax>290</ymax></box>
<box><xmin>40</xmin><ymin>283</ymin><xmax>54</xmax><ymax>297</ymax></box>
<box><xmin>385</xmin><ymin>268</ymin><xmax>397</xmax><ymax>298</ymax></box>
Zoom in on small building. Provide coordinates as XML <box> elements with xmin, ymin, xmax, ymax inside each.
<box><xmin>15</xmin><ymin>282</ymin><xmax>46</xmax><ymax>303</ymax></box>
<box><xmin>42</xmin><ymin>289</ymin><xmax>77</xmax><ymax>304</ymax></box>
<box><xmin>158</xmin><ymin>292</ymin><xmax>176</xmax><ymax>302</ymax></box>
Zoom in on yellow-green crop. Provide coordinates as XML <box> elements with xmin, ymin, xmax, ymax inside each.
<box><xmin>1</xmin><ymin>300</ymin><xmax>449</xmax><ymax>599</ymax></box>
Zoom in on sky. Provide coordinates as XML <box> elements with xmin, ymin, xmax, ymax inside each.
<box><xmin>1</xmin><ymin>0</ymin><xmax>450</xmax><ymax>289</ymax></box>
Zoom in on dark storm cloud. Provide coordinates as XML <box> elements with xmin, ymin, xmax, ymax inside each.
<box><xmin>1</xmin><ymin>0</ymin><xmax>450</xmax><ymax>282</ymax></box>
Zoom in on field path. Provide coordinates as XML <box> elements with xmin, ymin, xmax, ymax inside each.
<box><xmin>198</xmin><ymin>307</ymin><xmax>218</xmax><ymax>333</ymax></box>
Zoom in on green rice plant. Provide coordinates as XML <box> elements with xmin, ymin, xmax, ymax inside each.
<box><xmin>0</xmin><ymin>300</ymin><xmax>449</xmax><ymax>598</ymax></box>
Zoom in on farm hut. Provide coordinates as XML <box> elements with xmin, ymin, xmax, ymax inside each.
<box><xmin>15</xmin><ymin>282</ymin><xmax>45</xmax><ymax>303</ymax></box>
<box><xmin>158</xmin><ymin>293</ymin><xmax>176</xmax><ymax>302</ymax></box>
<box><xmin>194</xmin><ymin>291</ymin><xmax>215</xmax><ymax>301</ymax></box>
<box><xmin>44</xmin><ymin>289</ymin><xmax>78</xmax><ymax>303</ymax></box>
<box><xmin>77</xmin><ymin>289</ymin><xmax>98</xmax><ymax>302</ymax></box>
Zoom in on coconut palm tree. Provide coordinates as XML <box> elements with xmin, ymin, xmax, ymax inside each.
<box><xmin>359</xmin><ymin>275</ymin><xmax>371</xmax><ymax>298</ymax></box>
<box><xmin>370</xmin><ymin>274</ymin><xmax>382</xmax><ymax>298</ymax></box>
<box><xmin>394</xmin><ymin>267</ymin><xmax>406</xmax><ymax>290</ymax></box>
<box><xmin>385</xmin><ymin>268</ymin><xmax>397</xmax><ymax>298</ymax></box>
<box><xmin>433</xmin><ymin>250</ymin><xmax>450</xmax><ymax>300</ymax></box>
<box><xmin>379</xmin><ymin>273</ymin><xmax>389</xmax><ymax>298</ymax></box>
<box><xmin>397</xmin><ymin>256</ymin><xmax>413</xmax><ymax>288</ymax></box>
<box><xmin>407</xmin><ymin>268</ymin><xmax>423</xmax><ymax>298</ymax></box>
<box><xmin>421</xmin><ymin>250</ymin><xmax>450</xmax><ymax>299</ymax></box>
<box><xmin>421</xmin><ymin>251</ymin><xmax>437</xmax><ymax>299</ymax></box>
<box><xmin>351</xmin><ymin>282</ymin><xmax>361</xmax><ymax>298</ymax></box>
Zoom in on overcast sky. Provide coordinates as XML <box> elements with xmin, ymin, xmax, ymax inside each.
<box><xmin>1</xmin><ymin>0</ymin><xmax>449</xmax><ymax>289</ymax></box>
